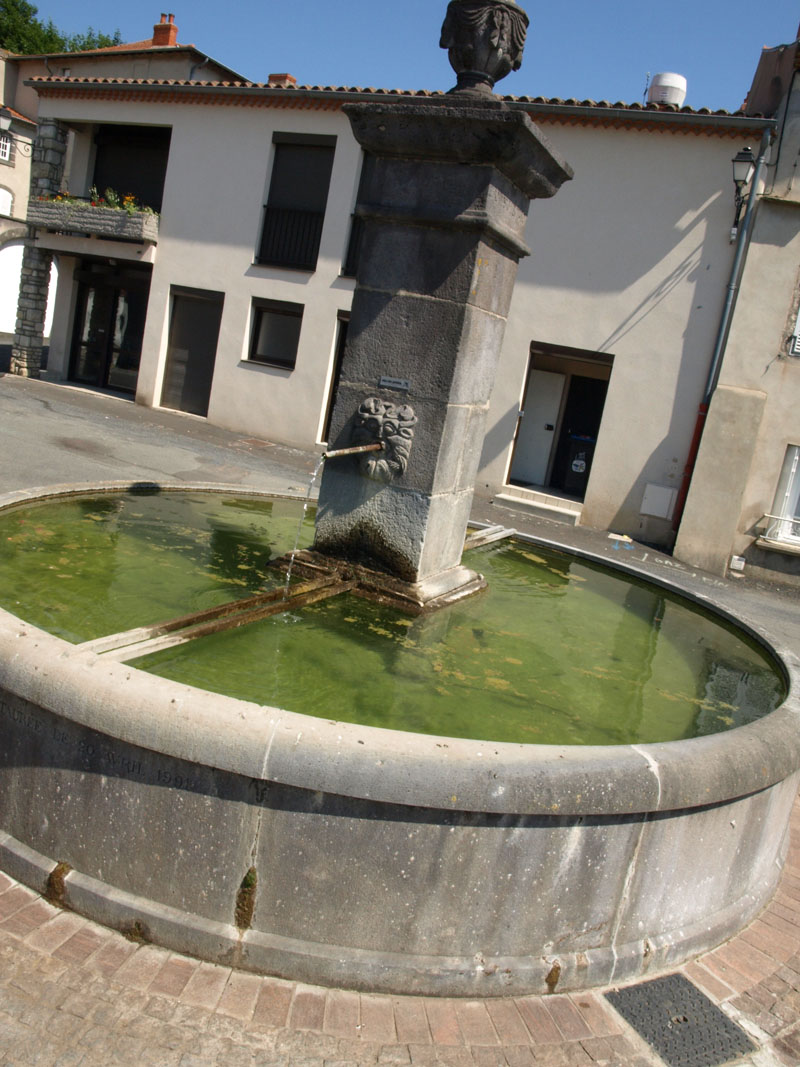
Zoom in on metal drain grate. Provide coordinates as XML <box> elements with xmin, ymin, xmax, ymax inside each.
<box><xmin>605</xmin><ymin>973</ymin><xmax>755</xmax><ymax>1067</ymax></box>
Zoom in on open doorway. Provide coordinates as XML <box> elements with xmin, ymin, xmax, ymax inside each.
<box><xmin>69</xmin><ymin>261</ymin><xmax>152</xmax><ymax>394</ymax></box>
<box><xmin>508</xmin><ymin>342</ymin><xmax>613</xmax><ymax>502</ymax></box>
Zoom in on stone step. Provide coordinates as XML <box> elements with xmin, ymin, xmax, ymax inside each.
<box><xmin>494</xmin><ymin>488</ymin><xmax>582</xmax><ymax>526</ymax></box>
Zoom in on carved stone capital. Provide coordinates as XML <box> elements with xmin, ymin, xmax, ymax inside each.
<box><xmin>352</xmin><ymin>397</ymin><xmax>417</xmax><ymax>483</ymax></box>
<box><xmin>439</xmin><ymin>0</ymin><xmax>529</xmax><ymax>96</ymax></box>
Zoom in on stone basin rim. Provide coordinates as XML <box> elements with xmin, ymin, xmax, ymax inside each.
<box><xmin>1</xmin><ymin>480</ymin><xmax>798</xmax><ymax>818</ymax></box>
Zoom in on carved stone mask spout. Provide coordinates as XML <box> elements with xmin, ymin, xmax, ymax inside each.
<box><xmin>352</xmin><ymin>397</ymin><xmax>417</xmax><ymax>483</ymax></box>
<box><xmin>439</xmin><ymin>0</ymin><xmax>529</xmax><ymax>96</ymax></box>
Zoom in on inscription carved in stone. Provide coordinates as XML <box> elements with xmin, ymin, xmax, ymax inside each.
<box><xmin>439</xmin><ymin>0</ymin><xmax>529</xmax><ymax>96</ymax></box>
<box><xmin>352</xmin><ymin>397</ymin><xmax>417</xmax><ymax>483</ymax></box>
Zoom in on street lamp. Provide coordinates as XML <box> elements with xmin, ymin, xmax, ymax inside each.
<box><xmin>731</xmin><ymin>146</ymin><xmax>755</xmax><ymax>240</ymax></box>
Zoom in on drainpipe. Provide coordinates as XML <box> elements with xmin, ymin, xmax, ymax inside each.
<box><xmin>189</xmin><ymin>55</ymin><xmax>211</xmax><ymax>81</ymax></box>
<box><xmin>672</xmin><ymin>125</ymin><xmax>773</xmax><ymax>530</ymax></box>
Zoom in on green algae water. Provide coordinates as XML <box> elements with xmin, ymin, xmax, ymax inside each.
<box><xmin>0</xmin><ymin>490</ymin><xmax>785</xmax><ymax>746</ymax></box>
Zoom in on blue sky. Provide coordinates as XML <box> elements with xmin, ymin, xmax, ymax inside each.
<box><xmin>33</xmin><ymin>0</ymin><xmax>799</xmax><ymax>112</ymax></box>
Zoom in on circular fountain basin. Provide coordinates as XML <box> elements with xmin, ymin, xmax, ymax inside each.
<box><xmin>1</xmin><ymin>483</ymin><xmax>799</xmax><ymax>996</ymax></box>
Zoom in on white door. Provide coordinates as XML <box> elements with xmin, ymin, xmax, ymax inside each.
<box><xmin>510</xmin><ymin>369</ymin><xmax>566</xmax><ymax>486</ymax></box>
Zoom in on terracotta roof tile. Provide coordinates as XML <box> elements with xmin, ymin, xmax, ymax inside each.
<box><xmin>0</xmin><ymin>102</ymin><xmax>36</xmax><ymax>126</ymax></box>
<box><xmin>24</xmin><ymin>75</ymin><xmax>757</xmax><ymax>122</ymax></box>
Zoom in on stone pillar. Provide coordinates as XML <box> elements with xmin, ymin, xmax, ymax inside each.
<box><xmin>313</xmin><ymin>102</ymin><xmax>572</xmax><ymax>604</ymax></box>
<box><xmin>673</xmin><ymin>385</ymin><xmax>767</xmax><ymax>575</ymax></box>
<box><xmin>11</xmin><ymin>120</ymin><xmax>68</xmax><ymax>378</ymax></box>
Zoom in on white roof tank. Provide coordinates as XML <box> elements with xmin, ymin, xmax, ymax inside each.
<box><xmin>648</xmin><ymin>72</ymin><xmax>687</xmax><ymax>107</ymax></box>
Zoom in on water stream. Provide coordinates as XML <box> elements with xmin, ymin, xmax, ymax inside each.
<box><xmin>283</xmin><ymin>456</ymin><xmax>325</xmax><ymax>599</ymax></box>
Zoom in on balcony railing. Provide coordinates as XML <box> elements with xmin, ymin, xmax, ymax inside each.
<box><xmin>257</xmin><ymin>206</ymin><xmax>324</xmax><ymax>271</ymax></box>
<box><xmin>27</xmin><ymin>198</ymin><xmax>159</xmax><ymax>244</ymax></box>
<box><xmin>758</xmin><ymin>513</ymin><xmax>800</xmax><ymax>546</ymax></box>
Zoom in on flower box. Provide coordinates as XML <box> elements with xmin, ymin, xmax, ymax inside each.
<box><xmin>27</xmin><ymin>199</ymin><xmax>159</xmax><ymax>243</ymax></box>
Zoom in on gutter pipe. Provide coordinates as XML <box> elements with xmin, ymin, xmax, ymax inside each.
<box><xmin>672</xmin><ymin>125</ymin><xmax>774</xmax><ymax>531</ymax></box>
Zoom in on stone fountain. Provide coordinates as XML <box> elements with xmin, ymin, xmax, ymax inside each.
<box><xmin>1</xmin><ymin>0</ymin><xmax>800</xmax><ymax>999</ymax></box>
<box><xmin>311</xmin><ymin>0</ymin><xmax>571</xmax><ymax>608</ymax></box>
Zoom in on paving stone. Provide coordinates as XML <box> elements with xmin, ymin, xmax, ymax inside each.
<box><xmin>543</xmin><ymin>997</ymin><xmax>592</xmax><ymax>1042</ymax></box>
<box><xmin>53</xmin><ymin>1052</ymin><xmax>88</xmax><ymax>1067</ymax></box>
<box><xmin>714</xmin><ymin>939</ymin><xmax>778</xmax><ymax>985</ymax></box>
<box><xmin>423</xmin><ymin>999</ymin><xmax>462</xmax><ymax>1046</ymax></box>
<box><xmin>405</xmin><ymin>1047</ymin><xmax>444</xmax><ymax>1065</ymax></box>
<box><xmin>290</xmin><ymin>986</ymin><xmax>327</xmax><ymax>1031</ymax></box>
<box><xmin>82</xmin><ymin>936</ymin><xmax>138</xmax><ymax>981</ymax></box>
<box><xmin>165</xmin><ymin>1001</ymin><xmax>212</xmax><ymax>1031</ymax></box>
<box><xmin>377</xmin><ymin>1046</ymin><xmax>412</xmax><ymax>1064</ymax></box>
<box><xmin>0</xmin><ymin>887</ymin><xmax>37</xmax><ymax>921</ymax></box>
<box><xmin>211</xmin><ymin>1040</ymin><xmax>255</xmax><ymax>1066</ymax></box>
<box><xmin>150</xmin><ymin>956</ymin><xmax>198</xmax><ymax>998</ymax></box>
<box><xmin>503</xmin><ymin>1049</ymin><xmax>536</xmax><ymax>1067</ymax></box>
<box><xmin>453</xmin><ymin>1002</ymin><xmax>498</xmax><ymax>1046</ymax></box>
<box><xmin>360</xmin><ymin>995</ymin><xmax>397</xmax><ymax>1044</ymax></box>
<box><xmin>426</xmin><ymin>1051</ymin><xmax>476</xmax><ymax>1067</ymax></box>
<box><xmin>739</xmin><ymin>920</ymin><xmax>800</xmax><ymax>962</ymax></box>
<box><xmin>683</xmin><ymin>960</ymin><xmax>736</xmax><ymax>1002</ymax></box>
<box><xmin>53</xmin><ymin>926</ymin><xmax>111</xmax><ymax>968</ymax></box>
<box><xmin>758</xmin><ymin>909</ymin><xmax>800</xmax><ymax>943</ymax></box>
<box><xmin>393</xmin><ymin>1000</ymin><xmax>431</xmax><ymax>1046</ymax></box>
<box><xmin>700</xmin><ymin>951</ymin><xmax>753</xmax><ymax>993</ymax></box>
<box><xmin>23</xmin><ymin>912</ymin><xmax>86</xmax><ymax>955</ymax></box>
<box><xmin>0</xmin><ymin>900</ymin><xmax>59</xmax><ymax>940</ymax></box>
<box><xmin>113</xmin><ymin>944</ymin><xmax>169</xmax><ymax>991</ymax></box>
<box><xmin>567</xmin><ymin>993</ymin><xmax>620</xmax><ymax>1039</ymax></box>
<box><xmin>323</xmin><ymin>988</ymin><xmax>360</xmax><ymax>1039</ymax></box>
<box><xmin>180</xmin><ymin>963</ymin><xmax>231</xmax><ymax>1013</ymax></box>
<box><xmin>762</xmin><ymin>973</ymin><xmax>792</xmax><ymax>996</ymax></box>
<box><xmin>143</xmin><ymin>994</ymin><xmax>179</xmax><ymax>1022</ymax></box>
<box><xmin>250</xmin><ymin>978</ymin><xmax>294</xmax><ymax>1031</ymax></box>
<box><xmin>471</xmin><ymin>1047</ymin><xmax>509</xmax><ymax>1066</ymax></box>
<box><xmin>214</xmin><ymin>971</ymin><xmax>262</xmax><ymax>1022</ymax></box>
<box><xmin>514</xmin><ymin>1000</ymin><xmax>562</xmax><ymax>1046</ymax></box>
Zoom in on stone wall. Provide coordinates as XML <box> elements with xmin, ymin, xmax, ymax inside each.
<box><xmin>10</xmin><ymin>120</ymin><xmax>67</xmax><ymax>378</ymax></box>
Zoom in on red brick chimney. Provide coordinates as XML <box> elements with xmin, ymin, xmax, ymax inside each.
<box><xmin>153</xmin><ymin>13</ymin><xmax>178</xmax><ymax>47</ymax></box>
<box><xmin>267</xmin><ymin>73</ymin><xmax>297</xmax><ymax>88</ymax></box>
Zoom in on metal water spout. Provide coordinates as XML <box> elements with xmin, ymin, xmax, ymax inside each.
<box><xmin>323</xmin><ymin>442</ymin><xmax>385</xmax><ymax>460</ymax></box>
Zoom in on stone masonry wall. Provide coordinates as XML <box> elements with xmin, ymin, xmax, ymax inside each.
<box><xmin>11</xmin><ymin>120</ymin><xmax>68</xmax><ymax>378</ymax></box>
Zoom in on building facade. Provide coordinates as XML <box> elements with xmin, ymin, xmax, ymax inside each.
<box><xmin>12</xmin><ymin>15</ymin><xmax>798</xmax><ymax>581</ymax></box>
<box><xmin>675</xmin><ymin>33</ymin><xmax>800</xmax><ymax>584</ymax></box>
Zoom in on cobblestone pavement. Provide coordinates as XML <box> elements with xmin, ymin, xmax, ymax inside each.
<box><xmin>2</xmin><ymin>377</ymin><xmax>800</xmax><ymax>1065</ymax></box>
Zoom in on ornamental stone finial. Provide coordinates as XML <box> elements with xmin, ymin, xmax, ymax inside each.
<box><xmin>439</xmin><ymin>0</ymin><xmax>529</xmax><ymax>96</ymax></box>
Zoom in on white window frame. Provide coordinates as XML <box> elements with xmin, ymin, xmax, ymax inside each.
<box><xmin>0</xmin><ymin>135</ymin><xmax>11</xmax><ymax>163</ymax></box>
<box><xmin>771</xmin><ymin>445</ymin><xmax>800</xmax><ymax>543</ymax></box>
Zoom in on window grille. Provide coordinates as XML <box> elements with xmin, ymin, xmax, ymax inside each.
<box><xmin>0</xmin><ymin>136</ymin><xmax>11</xmax><ymax>163</ymax></box>
<box><xmin>257</xmin><ymin>137</ymin><xmax>336</xmax><ymax>272</ymax></box>
<box><xmin>765</xmin><ymin>445</ymin><xmax>800</xmax><ymax>543</ymax></box>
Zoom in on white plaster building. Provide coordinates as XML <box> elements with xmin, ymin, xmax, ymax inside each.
<box><xmin>12</xmin><ymin>14</ymin><xmax>800</xmax><ymax>583</ymax></box>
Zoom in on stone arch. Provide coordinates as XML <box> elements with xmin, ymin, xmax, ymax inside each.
<box><xmin>0</xmin><ymin>239</ymin><xmax>59</xmax><ymax>337</ymax></box>
<box><xmin>0</xmin><ymin>223</ymin><xmax>27</xmax><ymax>247</ymax></box>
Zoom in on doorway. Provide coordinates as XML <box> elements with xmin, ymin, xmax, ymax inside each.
<box><xmin>509</xmin><ymin>343</ymin><xmax>612</xmax><ymax>501</ymax></box>
<box><xmin>321</xmin><ymin>311</ymin><xmax>349</xmax><ymax>443</ymax></box>
<box><xmin>160</xmin><ymin>288</ymin><xmax>224</xmax><ymax>418</ymax></box>
<box><xmin>69</xmin><ymin>262</ymin><xmax>151</xmax><ymax>393</ymax></box>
